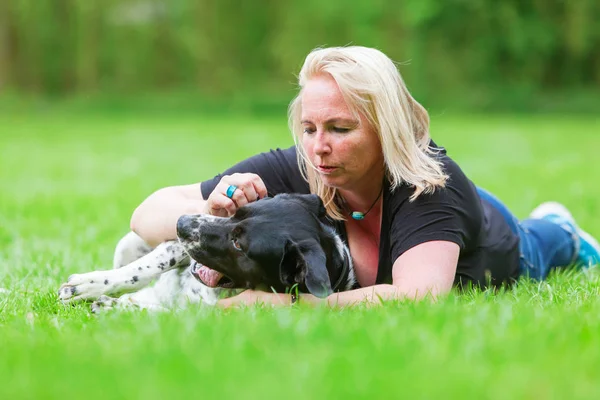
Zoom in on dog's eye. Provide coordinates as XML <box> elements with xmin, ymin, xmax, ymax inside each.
<box><xmin>231</xmin><ymin>238</ymin><xmax>243</xmax><ymax>251</ymax></box>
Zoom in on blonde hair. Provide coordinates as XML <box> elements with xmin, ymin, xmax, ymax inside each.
<box><xmin>288</xmin><ymin>46</ymin><xmax>448</xmax><ymax>220</ymax></box>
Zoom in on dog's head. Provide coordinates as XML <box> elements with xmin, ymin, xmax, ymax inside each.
<box><xmin>176</xmin><ymin>193</ymin><xmax>336</xmax><ymax>298</ymax></box>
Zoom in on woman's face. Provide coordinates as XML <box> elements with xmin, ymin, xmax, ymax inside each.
<box><xmin>300</xmin><ymin>74</ymin><xmax>384</xmax><ymax>191</ymax></box>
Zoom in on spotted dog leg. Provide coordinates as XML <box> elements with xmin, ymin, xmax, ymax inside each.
<box><xmin>112</xmin><ymin>231</ymin><xmax>153</xmax><ymax>269</ymax></box>
<box><xmin>90</xmin><ymin>295</ymin><xmax>119</xmax><ymax>312</ymax></box>
<box><xmin>91</xmin><ymin>295</ymin><xmax>169</xmax><ymax>313</ymax></box>
<box><xmin>90</xmin><ymin>269</ymin><xmax>186</xmax><ymax>312</ymax></box>
<box><xmin>58</xmin><ymin>241</ymin><xmax>189</xmax><ymax>303</ymax></box>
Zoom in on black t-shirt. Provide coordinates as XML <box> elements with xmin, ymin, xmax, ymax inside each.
<box><xmin>200</xmin><ymin>146</ymin><xmax>520</xmax><ymax>288</ymax></box>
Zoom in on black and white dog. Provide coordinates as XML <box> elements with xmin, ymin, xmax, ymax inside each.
<box><xmin>58</xmin><ymin>194</ymin><xmax>355</xmax><ymax>311</ymax></box>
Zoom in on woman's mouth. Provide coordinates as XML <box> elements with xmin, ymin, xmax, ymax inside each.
<box><xmin>318</xmin><ymin>165</ymin><xmax>338</xmax><ymax>174</ymax></box>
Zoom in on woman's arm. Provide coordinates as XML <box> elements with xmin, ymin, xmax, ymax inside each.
<box><xmin>325</xmin><ymin>240</ymin><xmax>459</xmax><ymax>305</ymax></box>
<box><xmin>130</xmin><ymin>184</ymin><xmax>207</xmax><ymax>248</ymax></box>
<box><xmin>389</xmin><ymin>240</ymin><xmax>459</xmax><ymax>299</ymax></box>
<box><xmin>131</xmin><ymin>173</ymin><xmax>268</xmax><ymax>248</ymax></box>
<box><xmin>131</xmin><ymin>148</ymin><xmax>296</xmax><ymax>248</ymax></box>
<box><xmin>217</xmin><ymin>240</ymin><xmax>460</xmax><ymax>308</ymax></box>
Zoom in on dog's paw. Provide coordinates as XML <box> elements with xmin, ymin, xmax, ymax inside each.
<box><xmin>91</xmin><ymin>294</ymin><xmax>167</xmax><ymax>313</ymax></box>
<box><xmin>58</xmin><ymin>271</ymin><xmax>115</xmax><ymax>303</ymax></box>
<box><xmin>91</xmin><ymin>295</ymin><xmax>118</xmax><ymax>313</ymax></box>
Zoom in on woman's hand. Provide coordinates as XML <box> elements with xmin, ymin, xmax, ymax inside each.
<box><xmin>204</xmin><ymin>173</ymin><xmax>268</xmax><ymax>217</ymax></box>
<box><xmin>216</xmin><ymin>290</ymin><xmax>327</xmax><ymax>308</ymax></box>
<box><xmin>217</xmin><ymin>290</ymin><xmax>289</xmax><ymax>308</ymax></box>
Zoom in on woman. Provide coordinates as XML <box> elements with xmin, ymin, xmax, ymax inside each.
<box><xmin>131</xmin><ymin>46</ymin><xmax>600</xmax><ymax>307</ymax></box>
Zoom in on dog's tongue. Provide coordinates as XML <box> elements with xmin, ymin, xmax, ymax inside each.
<box><xmin>197</xmin><ymin>264</ymin><xmax>224</xmax><ymax>288</ymax></box>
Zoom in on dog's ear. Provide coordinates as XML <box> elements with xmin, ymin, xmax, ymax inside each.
<box><xmin>297</xmin><ymin>194</ymin><xmax>327</xmax><ymax>219</ymax></box>
<box><xmin>279</xmin><ymin>239</ymin><xmax>333</xmax><ymax>298</ymax></box>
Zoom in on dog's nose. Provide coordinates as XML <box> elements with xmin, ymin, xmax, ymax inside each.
<box><xmin>176</xmin><ymin>215</ymin><xmax>196</xmax><ymax>240</ymax></box>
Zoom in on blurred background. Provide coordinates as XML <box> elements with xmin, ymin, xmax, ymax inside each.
<box><xmin>1</xmin><ymin>0</ymin><xmax>599</xmax><ymax>114</ymax></box>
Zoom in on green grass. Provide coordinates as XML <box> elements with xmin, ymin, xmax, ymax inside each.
<box><xmin>1</xmin><ymin>108</ymin><xmax>599</xmax><ymax>399</ymax></box>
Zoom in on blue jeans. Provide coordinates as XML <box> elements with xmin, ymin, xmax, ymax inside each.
<box><xmin>477</xmin><ymin>188</ymin><xmax>575</xmax><ymax>280</ymax></box>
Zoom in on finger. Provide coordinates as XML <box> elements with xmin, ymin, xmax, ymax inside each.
<box><xmin>216</xmin><ymin>290</ymin><xmax>250</xmax><ymax>309</ymax></box>
<box><xmin>205</xmin><ymin>202</ymin><xmax>227</xmax><ymax>217</ymax></box>
<box><xmin>220</xmin><ymin>180</ymin><xmax>257</xmax><ymax>207</ymax></box>
<box><xmin>205</xmin><ymin>195</ymin><xmax>226</xmax><ymax>216</ymax></box>
<box><xmin>229</xmin><ymin>187</ymin><xmax>249</xmax><ymax>208</ymax></box>
<box><xmin>208</xmin><ymin>196</ymin><xmax>236</xmax><ymax>217</ymax></box>
<box><xmin>210</xmin><ymin>181</ymin><xmax>242</xmax><ymax>215</ymax></box>
<box><xmin>226</xmin><ymin>173</ymin><xmax>267</xmax><ymax>200</ymax></box>
<box><xmin>237</xmin><ymin>185</ymin><xmax>259</xmax><ymax>203</ymax></box>
<box><xmin>248</xmin><ymin>174</ymin><xmax>268</xmax><ymax>199</ymax></box>
<box><xmin>216</xmin><ymin>298</ymin><xmax>232</xmax><ymax>309</ymax></box>
<box><xmin>223</xmin><ymin>176</ymin><xmax>259</xmax><ymax>203</ymax></box>
<box><xmin>221</xmin><ymin>198</ymin><xmax>238</xmax><ymax>216</ymax></box>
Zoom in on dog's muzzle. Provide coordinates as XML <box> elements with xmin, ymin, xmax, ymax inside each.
<box><xmin>176</xmin><ymin>215</ymin><xmax>199</xmax><ymax>242</ymax></box>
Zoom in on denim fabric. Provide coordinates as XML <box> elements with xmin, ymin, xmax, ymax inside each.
<box><xmin>476</xmin><ymin>188</ymin><xmax>575</xmax><ymax>280</ymax></box>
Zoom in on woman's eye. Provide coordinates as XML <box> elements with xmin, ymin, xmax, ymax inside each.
<box><xmin>302</xmin><ymin>127</ymin><xmax>314</xmax><ymax>134</ymax></box>
<box><xmin>231</xmin><ymin>238</ymin><xmax>243</xmax><ymax>251</ymax></box>
<box><xmin>333</xmin><ymin>127</ymin><xmax>350</xmax><ymax>133</ymax></box>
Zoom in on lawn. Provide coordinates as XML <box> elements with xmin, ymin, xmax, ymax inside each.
<box><xmin>1</xmin><ymin>107</ymin><xmax>599</xmax><ymax>399</ymax></box>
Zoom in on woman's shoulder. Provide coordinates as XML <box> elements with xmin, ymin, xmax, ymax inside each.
<box><xmin>385</xmin><ymin>141</ymin><xmax>483</xmax><ymax>239</ymax></box>
<box><xmin>268</xmin><ymin>145</ymin><xmax>298</xmax><ymax>162</ymax></box>
<box><xmin>389</xmin><ymin>142</ymin><xmax>475</xmax><ymax>202</ymax></box>
<box><xmin>384</xmin><ymin>142</ymin><xmax>483</xmax><ymax>256</ymax></box>
<box><xmin>429</xmin><ymin>141</ymin><xmax>474</xmax><ymax>192</ymax></box>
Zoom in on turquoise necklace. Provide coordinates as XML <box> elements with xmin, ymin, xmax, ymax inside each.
<box><xmin>349</xmin><ymin>188</ymin><xmax>384</xmax><ymax>220</ymax></box>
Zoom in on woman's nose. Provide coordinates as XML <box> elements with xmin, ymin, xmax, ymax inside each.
<box><xmin>313</xmin><ymin>131</ymin><xmax>331</xmax><ymax>156</ymax></box>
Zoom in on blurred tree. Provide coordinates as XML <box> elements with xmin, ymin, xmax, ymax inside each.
<box><xmin>2</xmin><ymin>0</ymin><xmax>599</xmax><ymax>111</ymax></box>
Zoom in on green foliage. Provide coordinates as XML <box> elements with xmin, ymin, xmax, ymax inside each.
<box><xmin>1</xmin><ymin>0</ymin><xmax>599</xmax><ymax>111</ymax></box>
